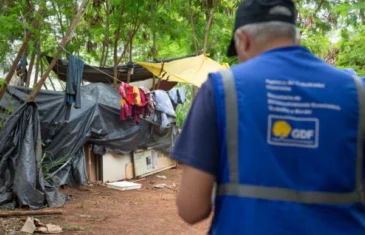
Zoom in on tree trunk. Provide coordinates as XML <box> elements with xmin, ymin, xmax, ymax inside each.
<box><xmin>189</xmin><ymin>5</ymin><xmax>199</xmax><ymax>55</ymax></box>
<box><xmin>104</xmin><ymin>44</ymin><xmax>109</xmax><ymax>66</ymax></box>
<box><xmin>202</xmin><ymin>2</ymin><xmax>217</xmax><ymax>53</ymax></box>
<box><xmin>42</xmin><ymin>58</ymin><xmax>56</xmax><ymax>91</ymax></box>
<box><xmin>27</xmin><ymin>0</ymin><xmax>90</xmax><ymax>101</ymax></box>
<box><xmin>100</xmin><ymin>42</ymin><xmax>106</xmax><ymax>67</ymax></box>
<box><xmin>126</xmin><ymin>39</ymin><xmax>133</xmax><ymax>84</ymax></box>
<box><xmin>48</xmin><ymin>76</ymin><xmax>56</xmax><ymax>91</ymax></box>
<box><xmin>40</xmin><ymin>56</ymin><xmax>48</xmax><ymax>90</ymax></box>
<box><xmin>189</xmin><ymin>1</ymin><xmax>200</xmax><ymax>99</ymax></box>
<box><xmin>113</xmin><ymin>29</ymin><xmax>120</xmax><ymax>88</ymax></box>
<box><xmin>151</xmin><ymin>1</ymin><xmax>157</xmax><ymax>89</ymax></box>
<box><xmin>26</xmin><ymin>50</ymin><xmax>36</xmax><ymax>87</ymax></box>
<box><xmin>101</xmin><ymin>1</ymin><xmax>110</xmax><ymax>67</ymax></box>
<box><xmin>34</xmin><ymin>42</ymin><xmax>41</xmax><ymax>85</ymax></box>
<box><xmin>0</xmin><ymin>31</ymin><xmax>31</xmax><ymax>101</ymax></box>
<box><xmin>51</xmin><ymin>1</ymin><xmax>65</xmax><ymax>38</ymax></box>
<box><xmin>20</xmin><ymin>49</ymin><xmax>28</xmax><ymax>87</ymax></box>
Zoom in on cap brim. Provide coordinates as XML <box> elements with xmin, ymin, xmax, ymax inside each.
<box><xmin>226</xmin><ymin>38</ymin><xmax>237</xmax><ymax>57</ymax></box>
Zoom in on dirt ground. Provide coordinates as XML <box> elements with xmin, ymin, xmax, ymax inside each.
<box><xmin>0</xmin><ymin>167</ymin><xmax>211</xmax><ymax>235</ymax></box>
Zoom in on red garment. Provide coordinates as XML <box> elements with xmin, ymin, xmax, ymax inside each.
<box><xmin>132</xmin><ymin>89</ymin><xmax>150</xmax><ymax>123</ymax></box>
<box><xmin>119</xmin><ymin>84</ymin><xmax>154</xmax><ymax>123</ymax></box>
<box><xmin>139</xmin><ymin>88</ymin><xmax>154</xmax><ymax>117</ymax></box>
<box><xmin>120</xmin><ymin>97</ymin><xmax>132</xmax><ymax>121</ymax></box>
<box><xmin>119</xmin><ymin>82</ymin><xmax>126</xmax><ymax>98</ymax></box>
<box><xmin>126</xmin><ymin>86</ymin><xmax>134</xmax><ymax>105</ymax></box>
<box><xmin>139</xmin><ymin>88</ymin><xmax>148</xmax><ymax>106</ymax></box>
<box><xmin>119</xmin><ymin>82</ymin><xmax>133</xmax><ymax>121</ymax></box>
<box><xmin>133</xmin><ymin>106</ymin><xmax>144</xmax><ymax>123</ymax></box>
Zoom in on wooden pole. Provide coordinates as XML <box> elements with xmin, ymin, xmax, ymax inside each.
<box><xmin>40</xmin><ymin>56</ymin><xmax>48</xmax><ymax>90</ymax></box>
<box><xmin>26</xmin><ymin>50</ymin><xmax>36</xmax><ymax>88</ymax></box>
<box><xmin>0</xmin><ymin>210</ymin><xmax>63</xmax><ymax>217</ymax></box>
<box><xmin>42</xmin><ymin>58</ymin><xmax>56</xmax><ymax>91</ymax></box>
<box><xmin>27</xmin><ymin>0</ymin><xmax>90</xmax><ymax>101</ymax></box>
<box><xmin>33</xmin><ymin>42</ymin><xmax>41</xmax><ymax>85</ymax></box>
<box><xmin>151</xmin><ymin>1</ymin><xmax>157</xmax><ymax>90</ymax></box>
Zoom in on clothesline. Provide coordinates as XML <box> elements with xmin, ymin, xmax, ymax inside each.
<box><xmin>59</xmin><ymin>45</ymin><xmax>118</xmax><ymax>84</ymax></box>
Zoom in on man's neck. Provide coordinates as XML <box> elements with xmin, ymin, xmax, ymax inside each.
<box><xmin>257</xmin><ymin>39</ymin><xmax>296</xmax><ymax>55</ymax></box>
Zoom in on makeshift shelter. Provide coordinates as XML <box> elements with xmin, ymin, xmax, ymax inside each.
<box><xmin>46</xmin><ymin>55</ymin><xmax>198</xmax><ymax>91</ymax></box>
<box><xmin>0</xmin><ymin>82</ymin><xmax>180</xmax><ymax>209</ymax></box>
<box><xmin>136</xmin><ymin>54</ymin><xmax>229</xmax><ymax>88</ymax></box>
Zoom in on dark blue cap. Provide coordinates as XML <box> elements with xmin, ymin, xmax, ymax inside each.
<box><xmin>227</xmin><ymin>0</ymin><xmax>297</xmax><ymax>57</ymax></box>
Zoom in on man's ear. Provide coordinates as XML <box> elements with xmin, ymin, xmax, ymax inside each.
<box><xmin>234</xmin><ymin>29</ymin><xmax>248</xmax><ymax>52</ymax></box>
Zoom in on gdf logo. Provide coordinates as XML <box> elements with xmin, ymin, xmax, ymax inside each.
<box><xmin>291</xmin><ymin>129</ymin><xmax>314</xmax><ymax>140</ymax></box>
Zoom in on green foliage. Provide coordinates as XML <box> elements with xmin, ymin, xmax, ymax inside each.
<box><xmin>301</xmin><ymin>34</ymin><xmax>332</xmax><ymax>58</ymax></box>
<box><xmin>176</xmin><ymin>84</ymin><xmax>192</xmax><ymax>128</ymax></box>
<box><xmin>1</xmin><ymin>0</ymin><xmax>365</xmax><ymax>124</ymax></box>
<box><xmin>336</xmin><ymin>26</ymin><xmax>365</xmax><ymax>76</ymax></box>
<box><xmin>0</xmin><ymin>78</ymin><xmax>6</xmax><ymax>89</ymax></box>
<box><xmin>41</xmin><ymin>151</ymin><xmax>70</xmax><ymax>183</ymax></box>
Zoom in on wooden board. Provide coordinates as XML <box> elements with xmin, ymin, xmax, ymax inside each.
<box><xmin>102</xmin><ymin>152</ymin><xmax>132</xmax><ymax>182</ymax></box>
<box><xmin>125</xmin><ymin>162</ymin><xmax>134</xmax><ymax>180</ymax></box>
<box><xmin>133</xmin><ymin>150</ymin><xmax>177</xmax><ymax>178</ymax></box>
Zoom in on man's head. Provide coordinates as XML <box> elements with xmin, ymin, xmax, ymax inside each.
<box><xmin>227</xmin><ymin>0</ymin><xmax>299</xmax><ymax>63</ymax></box>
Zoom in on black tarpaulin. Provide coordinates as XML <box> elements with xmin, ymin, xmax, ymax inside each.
<box><xmin>0</xmin><ymin>83</ymin><xmax>178</xmax><ymax>209</ymax></box>
<box><xmin>46</xmin><ymin>54</ymin><xmax>195</xmax><ymax>90</ymax></box>
<box><xmin>0</xmin><ymin>102</ymin><xmax>66</xmax><ymax>209</ymax></box>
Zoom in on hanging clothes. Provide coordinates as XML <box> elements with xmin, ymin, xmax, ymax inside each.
<box><xmin>119</xmin><ymin>82</ymin><xmax>133</xmax><ymax>121</ymax></box>
<box><xmin>133</xmin><ymin>87</ymin><xmax>141</xmax><ymax>106</ymax></box>
<box><xmin>65</xmin><ymin>55</ymin><xmax>84</xmax><ymax>109</ymax></box>
<box><xmin>168</xmin><ymin>87</ymin><xmax>187</xmax><ymax>109</ymax></box>
<box><xmin>153</xmin><ymin>90</ymin><xmax>176</xmax><ymax>129</ymax></box>
<box><xmin>119</xmin><ymin>83</ymin><xmax>153</xmax><ymax>123</ymax></box>
<box><xmin>140</xmin><ymin>87</ymin><xmax>155</xmax><ymax>116</ymax></box>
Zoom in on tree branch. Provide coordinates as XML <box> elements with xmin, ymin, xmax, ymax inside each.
<box><xmin>203</xmin><ymin>0</ymin><xmax>218</xmax><ymax>53</ymax></box>
<box><xmin>27</xmin><ymin>0</ymin><xmax>90</xmax><ymax>101</ymax></box>
<box><xmin>189</xmin><ymin>2</ymin><xmax>199</xmax><ymax>55</ymax></box>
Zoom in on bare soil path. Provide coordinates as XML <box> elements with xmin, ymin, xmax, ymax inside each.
<box><xmin>0</xmin><ymin>167</ymin><xmax>211</xmax><ymax>235</ymax></box>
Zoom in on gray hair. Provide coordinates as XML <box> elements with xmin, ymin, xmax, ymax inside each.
<box><xmin>235</xmin><ymin>21</ymin><xmax>300</xmax><ymax>44</ymax></box>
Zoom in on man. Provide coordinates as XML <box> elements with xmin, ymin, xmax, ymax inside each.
<box><xmin>171</xmin><ymin>0</ymin><xmax>365</xmax><ymax>234</ymax></box>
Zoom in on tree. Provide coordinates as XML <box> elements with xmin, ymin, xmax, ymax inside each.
<box><xmin>0</xmin><ymin>0</ymin><xmax>364</xmax><ymax>98</ymax></box>
<box><xmin>336</xmin><ymin>26</ymin><xmax>365</xmax><ymax>76</ymax></box>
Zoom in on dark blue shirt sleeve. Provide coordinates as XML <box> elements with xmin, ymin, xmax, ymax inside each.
<box><xmin>171</xmin><ymin>79</ymin><xmax>219</xmax><ymax>176</ymax></box>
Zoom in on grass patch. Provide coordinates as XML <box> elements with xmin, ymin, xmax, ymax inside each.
<box><xmin>62</xmin><ymin>224</ymin><xmax>90</xmax><ymax>231</ymax></box>
<box><xmin>77</xmin><ymin>201</ymin><xmax>85</xmax><ymax>209</ymax></box>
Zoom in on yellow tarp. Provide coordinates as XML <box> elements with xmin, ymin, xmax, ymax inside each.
<box><xmin>136</xmin><ymin>54</ymin><xmax>229</xmax><ymax>88</ymax></box>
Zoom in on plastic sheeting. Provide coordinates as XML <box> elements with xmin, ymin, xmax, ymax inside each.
<box><xmin>0</xmin><ymin>102</ymin><xmax>66</xmax><ymax>209</ymax></box>
<box><xmin>136</xmin><ymin>54</ymin><xmax>229</xmax><ymax>87</ymax></box>
<box><xmin>0</xmin><ymin>83</ymin><xmax>178</xmax><ymax>209</ymax></box>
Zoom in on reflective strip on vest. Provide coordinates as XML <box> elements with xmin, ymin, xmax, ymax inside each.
<box><xmin>217</xmin><ymin>70</ymin><xmax>365</xmax><ymax>204</ymax></box>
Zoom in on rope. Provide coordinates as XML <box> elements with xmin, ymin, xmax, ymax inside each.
<box><xmin>59</xmin><ymin>45</ymin><xmax>117</xmax><ymax>84</ymax></box>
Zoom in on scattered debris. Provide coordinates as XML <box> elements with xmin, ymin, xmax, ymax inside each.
<box><xmin>21</xmin><ymin>217</ymin><xmax>62</xmax><ymax>234</ymax></box>
<box><xmin>107</xmin><ymin>181</ymin><xmax>142</xmax><ymax>191</ymax></box>
<box><xmin>166</xmin><ymin>183</ymin><xmax>177</xmax><ymax>189</ymax></box>
<box><xmin>20</xmin><ymin>217</ymin><xmax>36</xmax><ymax>233</ymax></box>
<box><xmin>156</xmin><ymin>175</ymin><xmax>167</xmax><ymax>179</ymax></box>
<box><xmin>78</xmin><ymin>214</ymin><xmax>92</xmax><ymax>219</ymax></box>
<box><xmin>153</xmin><ymin>183</ymin><xmax>177</xmax><ymax>189</ymax></box>
<box><xmin>87</xmin><ymin>181</ymin><xmax>106</xmax><ymax>187</ymax></box>
<box><xmin>153</xmin><ymin>184</ymin><xmax>167</xmax><ymax>189</ymax></box>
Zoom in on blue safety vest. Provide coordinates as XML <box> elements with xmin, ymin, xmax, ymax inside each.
<box><xmin>209</xmin><ymin>46</ymin><xmax>365</xmax><ymax>235</ymax></box>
